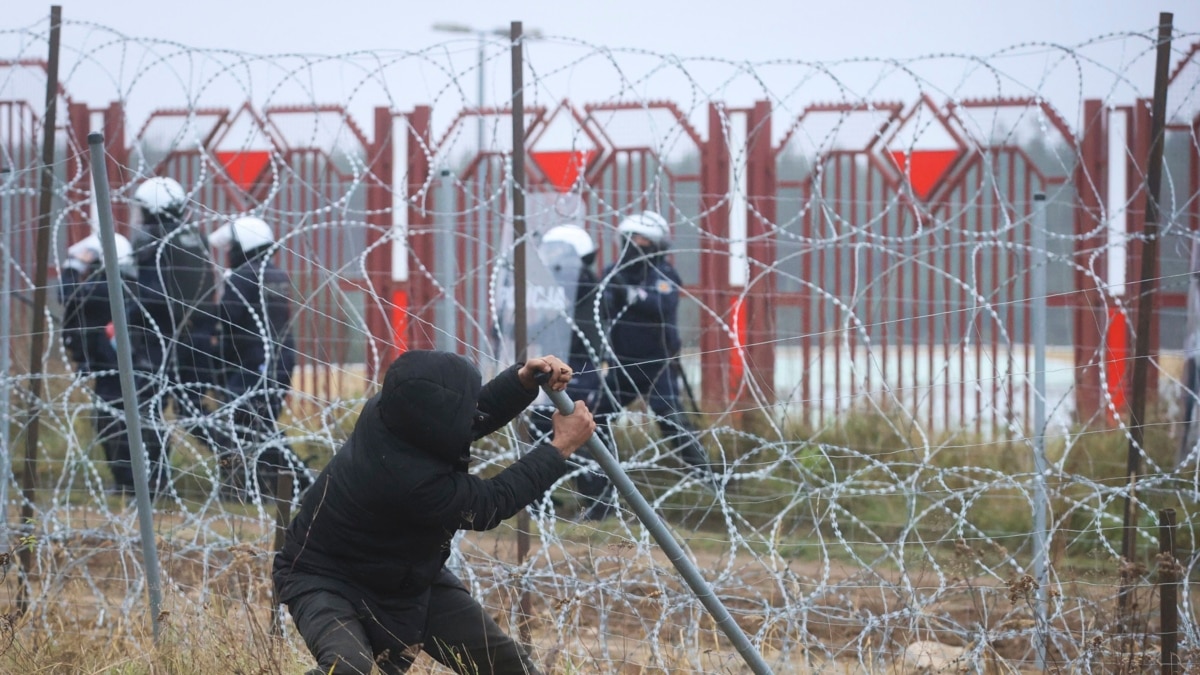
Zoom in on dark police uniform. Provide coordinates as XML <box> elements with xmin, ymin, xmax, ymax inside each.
<box><xmin>59</xmin><ymin>260</ymin><xmax>136</xmax><ymax>491</ymax></box>
<box><xmin>579</xmin><ymin>247</ymin><xmax>712</xmax><ymax>519</ymax></box>
<box><xmin>215</xmin><ymin>243</ymin><xmax>298</xmax><ymax>496</ymax></box>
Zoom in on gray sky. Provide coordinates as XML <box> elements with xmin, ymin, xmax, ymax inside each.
<box><xmin>7</xmin><ymin>1</ymin><xmax>1194</xmax><ymax>62</ymax></box>
<box><xmin>4</xmin><ymin>2</ymin><xmax>1198</xmax><ymax>152</ymax></box>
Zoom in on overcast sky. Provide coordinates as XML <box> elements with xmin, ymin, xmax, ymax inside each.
<box><xmin>6</xmin><ymin>1</ymin><xmax>1194</xmax><ymax>62</ymax></box>
<box><xmin>3</xmin><ymin>2</ymin><xmax>1198</xmax><ymax>153</ymax></box>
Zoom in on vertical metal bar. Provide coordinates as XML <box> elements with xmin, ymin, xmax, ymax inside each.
<box><xmin>902</xmin><ymin>201</ymin><xmax>907</xmax><ymax>413</ymax></box>
<box><xmin>1074</xmin><ymin>99</ymin><xmax>1105</xmax><ymax>422</ymax></box>
<box><xmin>817</xmin><ymin>178</ymin><xmax>828</xmax><ymax>418</ymax></box>
<box><xmin>1159</xmin><ymin>508</ymin><xmax>1179</xmax><ymax>675</ymax></box>
<box><xmin>1030</xmin><ymin>192</ymin><xmax>1049</xmax><ymax>670</ymax></box>
<box><xmin>17</xmin><ymin>6</ymin><xmax>62</xmax><ymax>611</ymax></box>
<box><xmin>927</xmin><ymin>197</ymin><xmax>937</xmax><ymax>429</ymax></box>
<box><xmin>959</xmin><ymin>180</ymin><xmax>969</xmax><ymax>428</ymax></box>
<box><xmin>88</xmin><ymin>132</ymin><xmax>165</xmax><ymax>642</ymax></box>
<box><xmin>1004</xmin><ymin>151</ymin><xmax>1016</xmax><ymax>434</ymax></box>
<box><xmin>879</xmin><ymin>195</ymin><xmax>889</xmax><ymax>417</ymax></box>
<box><xmin>863</xmin><ymin>161</ymin><xmax>873</xmax><ymax>400</ymax></box>
<box><xmin>476</xmin><ymin>162</ymin><xmax>489</xmax><ymax>369</ymax></box>
<box><xmin>508</xmin><ymin>20</ymin><xmax>533</xmax><ymax>649</ymax></box>
<box><xmin>0</xmin><ymin>165</ymin><xmax>13</xmax><ymax>543</ymax></box>
<box><xmin>540</xmin><ymin>385</ymin><xmax>775</xmax><ymax>675</ymax></box>
<box><xmin>974</xmin><ymin>175</ymin><xmax>985</xmax><ymax>436</ymax></box>
<box><xmin>941</xmin><ymin>182</ymin><xmax>950</xmax><ymax>427</ymax></box>
<box><xmin>833</xmin><ymin>156</ymin><xmax>843</xmax><ymax>409</ymax></box>
<box><xmin>271</xmin><ymin>471</ymin><xmax>296</xmax><ymax>637</ymax></box>
<box><xmin>435</xmin><ymin>169</ymin><xmax>457</xmax><ymax>352</ymax></box>
<box><xmin>476</xmin><ymin>34</ymin><xmax>486</xmax><ymax>154</ymax></box>
<box><xmin>849</xmin><ymin>154</ymin><xmax>859</xmax><ymax>392</ymax></box>
<box><xmin>1120</xmin><ymin>12</ymin><xmax>1173</xmax><ymax>614</ymax></box>
<box><xmin>1024</xmin><ymin>168</ymin><xmax>1035</xmax><ymax>431</ymax></box>
<box><xmin>510</xmin><ymin>23</ymin><xmax>528</xmax><ymax>358</ymax></box>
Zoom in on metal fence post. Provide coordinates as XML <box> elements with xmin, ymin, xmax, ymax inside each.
<box><xmin>0</xmin><ymin>165</ymin><xmax>13</xmax><ymax>546</ymax></box>
<box><xmin>435</xmin><ymin>169</ymin><xmax>457</xmax><ymax>353</ymax></box>
<box><xmin>1031</xmin><ymin>192</ymin><xmax>1050</xmax><ymax>670</ymax></box>
<box><xmin>271</xmin><ymin>471</ymin><xmax>296</xmax><ymax>637</ymax></box>
<box><xmin>1159</xmin><ymin>508</ymin><xmax>1179</xmax><ymax>674</ymax></box>
<box><xmin>88</xmin><ymin>131</ymin><xmax>165</xmax><ymax>642</ymax></box>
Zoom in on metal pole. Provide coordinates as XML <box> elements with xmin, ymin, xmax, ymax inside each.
<box><xmin>1159</xmin><ymin>508</ymin><xmax>1179</xmax><ymax>675</ymax></box>
<box><xmin>1180</xmin><ymin>239</ymin><xmax>1200</xmax><ymax>466</ymax></box>
<box><xmin>510</xmin><ymin>22</ymin><xmax>528</xmax><ymax>360</ymax></box>
<box><xmin>435</xmin><ymin>168</ymin><xmax>457</xmax><ymax>352</ymax></box>
<box><xmin>88</xmin><ymin>132</ymin><xmax>164</xmax><ymax>642</ymax></box>
<box><xmin>0</xmin><ymin>166</ymin><xmax>13</xmax><ymax>543</ymax></box>
<box><xmin>509</xmin><ymin>19</ymin><xmax>535</xmax><ymax>649</ymax></box>
<box><xmin>476</xmin><ymin>32</ymin><xmax>489</xmax><ymax>370</ymax></box>
<box><xmin>17</xmin><ymin>5</ymin><xmax>63</xmax><ymax>612</ymax></box>
<box><xmin>540</xmin><ymin>384</ymin><xmax>775</xmax><ymax>674</ymax></box>
<box><xmin>270</xmin><ymin>471</ymin><xmax>295</xmax><ymax>637</ymax></box>
<box><xmin>477</xmin><ymin>33</ymin><xmax>486</xmax><ymax>156</ymax></box>
<box><xmin>1120</xmin><ymin>11</ymin><xmax>1173</xmax><ymax>614</ymax></box>
<box><xmin>1030</xmin><ymin>192</ymin><xmax>1050</xmax><ymax>670</ymax></box>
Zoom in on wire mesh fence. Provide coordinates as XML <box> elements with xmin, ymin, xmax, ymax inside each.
<box><xmin>0</xmin><ymin>12</ymin><xmax>1198</xmax><ymax>673</ymax></box>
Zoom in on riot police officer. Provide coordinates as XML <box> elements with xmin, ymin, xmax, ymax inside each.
<box><xmin>127</xmin><ymin>176</ymin><xmax>223</xmax><ymax>494</ymax></box>
<box><xmin>582</xmin><ymin>211</ymin><xmax>715</xmax><ymax>521</ymax></box>
<box><xmin>59</xmin><ymin>232</ymin><xmax>137</xmax><ymax>494</ymax></box>
<box><xmin>209</xmin><ymin>216</ymin><xmax>308</xmax><ymax>499</ymax></box>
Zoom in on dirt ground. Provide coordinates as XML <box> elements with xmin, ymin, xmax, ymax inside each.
<box><xmin>0</xmin><ymin>500</ymin><xmax>1191</xmax><ymax>673</ymax></box>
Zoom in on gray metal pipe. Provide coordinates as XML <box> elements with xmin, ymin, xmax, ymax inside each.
<box><xmin>540</xmin><ymin>385</ymin><xmax>775</xmax><ymax>675</ymax></box>
<box><xmin>435</xmin><ymin>168</ymin><xmax>457</xmax><ymax>353</ymax></box>
<box><xmin>1030</xmin><ymin>192</ymin><xmax>1049</xmax><ymax>670</ymax></box>
<box><xmin>0</xmin><ymin>166</ymin><xmax>13</xmax><ymax>542</ymax></box>
<box><xmin>87</xmin><ymin>132</ymin><xmax>164</xmax><ymax>642</ymax></box>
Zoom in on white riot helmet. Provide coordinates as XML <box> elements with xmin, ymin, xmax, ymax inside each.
<box><xmin>616</xmin><ymin>211</ymin><xmax>670</xmax><ymax>248</ymax></box>
<box><xmin>133</xmin><ymin>176</ymin><xmax>187</xmax><ymax>219</ymax></box>
<box><xmin>65</xmin><ymin>232</ymin><xmax>135</xmax><ymax>277</ymax></box>
<box><xmin>209</xmin><ymin>216</ymin><xmax>275</xmax><ymax>254</ymax></box>
<box><xmin>541</xmin><ymin>224</ymin><xmax>596</xmax><ymax>259</ymax></box>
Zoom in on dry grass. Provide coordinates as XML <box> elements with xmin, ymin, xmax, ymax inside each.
<box><xmin>0</xmin><ymin>513</ymin><xmax>1190</xmax><ymax>674</ymax></box>
<box><xmin>3</xmin><ymin>354</ymin><xmax>1195</xmax><ymax>672</ymax></box>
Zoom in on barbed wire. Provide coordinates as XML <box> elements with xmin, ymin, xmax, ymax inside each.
<box><xmin>0</xmin><ymin>15</ymin><xmax>1198</xmax><ymax>673</ymax></box>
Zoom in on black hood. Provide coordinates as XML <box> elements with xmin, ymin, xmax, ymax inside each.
<box><xmin>378</xmin><ymin>350</ymin><xmax>482</xmax><ymax>465</ymax></box>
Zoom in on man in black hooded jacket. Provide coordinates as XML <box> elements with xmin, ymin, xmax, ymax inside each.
<box><xmin>273</xmin><ymin>350</ymin><xmax>594</xmax><ymax>675</ymax></box>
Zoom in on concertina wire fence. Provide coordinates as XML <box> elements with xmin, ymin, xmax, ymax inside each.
<box><xmin>0</xmin><ymin>12</ymin><xmax>1198</xmax><ymax>673</ymax></box>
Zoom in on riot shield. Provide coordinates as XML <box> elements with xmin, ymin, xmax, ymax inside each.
<box><xmin>493</xmin><ymin>240</ymin><xmax>575</xmax><ymax>371</ymax></box>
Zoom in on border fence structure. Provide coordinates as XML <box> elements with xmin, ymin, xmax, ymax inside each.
<box><xmin>2</xmin><ymin>64</ymin><xmax>1194</xmax><ymax>430</ymax></box>
<box><xmin>1</xmin><ymin>16</ymin><xmax>1199</xmax><ymax>673</ymax></box>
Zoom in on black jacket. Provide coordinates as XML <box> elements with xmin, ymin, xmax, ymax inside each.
<box><xmin>59</xmin><ymin>266</ymin><xmax>124</xmax><ymax>374</ymax></box>
<box><xmin>273</xmin><ymin>351</ymin><xmax>568</xmax><ymax>612</ymax></box>
<box><xmin>602</xmin><ymin>254</ymin><xmax>683</xmax><ymax>364</ymax></box>
<box><xmin>128</xmin><ymin>223</ymin><xmax>218</xmax><ymax>367</ymax></box>
<box><xmin>217</xmin><ymin>248</ymin><xmax>296</xmax><ymax>391</ymax></box>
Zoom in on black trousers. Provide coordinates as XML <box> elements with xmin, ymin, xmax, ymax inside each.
<box><xmin>91</xmin><ymin>375</ymin><xmax>134</xmax><ymax>490</ymax></box>
<box><xmin>287</xmin><ymin>569</ymin><xmax>541</xmax><ymax>675</ymax></box>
